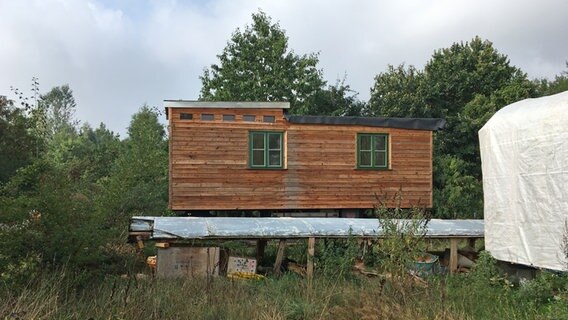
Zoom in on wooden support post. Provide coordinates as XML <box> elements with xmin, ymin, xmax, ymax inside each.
<box><xmin>273</xmin><ymin>239</ymin><xmax>287</xmax><ymax>276</ymax></box>
<box><xmin>136</xmin><ymin>236</ymin><xmax>144</xmax><ymax>251</ymax></box>
<box><xmin>256</xmin><ymin>239</ymin><xmax>267</xmax><ymax>263</ymax></box>
<box><xmin>307</xmin><ymin>237</ymin><xmax>316</xmax><ymax>281</ymax></box>
<box><xmin>450</xmin><ymin>238</ymin><xmax>459</xmax><ymax>274</ymax></box>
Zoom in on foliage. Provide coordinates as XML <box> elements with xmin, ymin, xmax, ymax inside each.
<box><xmin>370</xmin><ymin>204</ymin><xmax>430</xmax><ymax>277</ymax></box>
<box><xmin>302</xmin><ymin>78</ymin><xmax>366</xmax><ymax>116</ymax></box>
<box><xmin>4</xmin><ymin>265</ymin><xmax>567</xmax><ymax>320</ymax></box>
<box><xmin>0</xmin><ymin>160</ymin><xmax>116</xmax><ymax>284</ymax></box>
<box><xmin>369</xmin><ymin>37</ymin><xmax>538</xmax><ymax>218</ymax></box>
<box><xmin>100</xmin><ymin>105</ymin><xmax>169</xmax><ymax>227</ymax></box>
<box><xmin>534</xmin><ymin>61</ymin><xmax>568</xmax><ymax>96</ymax></box>
<box><xmin>38</xmin><ymin>84</ymin><xmax>78</xmax><ymax>137</ymax></box>
<box><xmin>0</xmin><ymin>96</ymin><xmax>41</xmax><ymax>184</ymax></box>
<box><xmin>433</xmin><ymin>155</ymin><xmax>483</xmax><ymax>218</ymax></box>
<box><xmin>315</xmin><ymin>237</ymin><xmax>359</xmax><ymax>279</ymax></box>
<box><xmin>0</xmin><ymin>85</ymin><xmax>159</xmax><ymax>287</ymax></box>
<box><xmin>200</xmin><ymin>11</ymin><xmax>325</xmax><ymax>114</ymax></box>
<box><xmin>367</xmin><ymin>64</ymin><xmax>429</xmax><ymax>117</ymax></box>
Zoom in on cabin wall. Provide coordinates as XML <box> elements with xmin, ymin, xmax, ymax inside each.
<box><xmin>168</xmin><ymin>107</ymin><xmax>433</xmax><ymax>211</ymax></box>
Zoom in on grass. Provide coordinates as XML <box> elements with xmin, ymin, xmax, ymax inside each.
<box><xmin>1</xmin><ymin>266</ymin><xmax>567</xmax><ymax>320</ymax></box>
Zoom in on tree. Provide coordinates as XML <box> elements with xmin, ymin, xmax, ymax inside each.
<box><xmin>101</xmin><ymin>106</ymin><xmax>168</xmax><ymax>227</ymax></box>
<box><xmin>0</xmin><ymin>96</ymin><xmax>41</xmax><ymax>184</ymax></box>
<box><xmin>367</xmin><ymin>64</ymin><xmax>429</xmax><ymax>118</ymax></box>
<box><xmin>423</xmin><ymin>37</ymin><xmax>528</xmax><ymax>117</ymax></box>
<box><xmin>302</xmin><ymin>78</ymin><xmax>366</xmax><ymax>116</ymax></box>
<box><xmin>534</xmin><ymin>61</ymin><xmax>568</xmax><ymax>96</ymax></box>
<box><xmin>39</xmin><ymin>84</ymin><xmax>78</xmax><ymax>137</ymax></box>
<box><xmin>200</xmin><ymin>11</ymin><xmax>325</xmax><ymax>114</ymax></box>
<box><xmin>368</xmin><ymin>37</ymin><xmax>537</xmax><ymax>218</ymax></box>
<box><xmin>44</xmin><ymin>123</ymin><xmax>121</xmax><ymax>183</ymax></box>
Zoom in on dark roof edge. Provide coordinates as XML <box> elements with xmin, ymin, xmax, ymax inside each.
<box><xmin>285</xmin><ymin>115</ymin><xmax>446</xmax><ymax>131</ymax></box>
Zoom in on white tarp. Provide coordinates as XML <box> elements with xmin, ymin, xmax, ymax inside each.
<box><xmin>479</xmin><ymin>90</ymin><xmax>568</xmax><ymax>271</ymax></box>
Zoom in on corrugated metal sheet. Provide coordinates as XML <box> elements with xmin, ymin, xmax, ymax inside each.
<box><xmin>130</xmin><ymin>217</ymin><xmax>484</xmax><ymax>240</ymax></box>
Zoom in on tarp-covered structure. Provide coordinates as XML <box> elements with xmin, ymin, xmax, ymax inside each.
<box><xmin>479</xmin><ymin>91</ymin><xmax>568</xmax><ymax>271</ymax></box>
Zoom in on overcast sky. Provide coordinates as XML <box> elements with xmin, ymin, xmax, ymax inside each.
<box><xmin>1</xmin><ymin>0</ymin><xmax>567</xmax><ymax>137</ymax></box>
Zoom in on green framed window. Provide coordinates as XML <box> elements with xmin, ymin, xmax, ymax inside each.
<box><xmin>357</xmin><ymin>133</ymin><xmax>389</xmax><ymax>169</ymax></box>
<box><xmin>249</xmin><ymin>131</ymin><xmax>284</xmax><ymax>169</ymax></box>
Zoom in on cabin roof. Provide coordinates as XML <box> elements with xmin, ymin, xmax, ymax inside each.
<box><xmin>286</xmin><ymin>115</ymin><xmax>446</xmax><ymax>131</ymax></box>
<box><xmin>164</xmin><ymin>100</ymin><xmax>290</xmax><ymax>109</ymax></box>
<box><xmin>164</xmin><ymin>100</ymin><xmax>445</xmax><ymax>131</ymax></box>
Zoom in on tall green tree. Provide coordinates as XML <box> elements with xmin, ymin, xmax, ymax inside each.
<box><xmin>423</xmin><ymin>37</ymin><xmax>535</xmax><ymax>165</ymax></box>
<box><xmin>200</xmin><ymin>11</ymin><xmax>325</xmax><ymax>114</ymax></box>
<box><xmin>369</xmin><ymin>37</ymin><xmax>537</xmax><ymax>218</ymax></box>
<box><xmin>302</xmin><ymin>78</ymin><xmax>366</xmax><ymax>116</ymax></box>
<box><xmin>367</xmin><ymin>64</ymin><xmax>429</xmax><ymax>117</ymax></box>
<box><xmin>101</xmin><ymin>106</ymin><xmax>168</xmax><ymax>226</ymax></box>
<box><xmin>39</xmin><ymin>85</ymin><xmax>78</xmax><ymax>137</ymax></box>
<box><xmin>0</xmin><ymin>96</ymin><xmax>41</xmax><ymax>184</ymax></box>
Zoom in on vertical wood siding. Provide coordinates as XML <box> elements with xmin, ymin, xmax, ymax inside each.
<box><xmin>169</xmin><ymin>108</ymin><xmax>433</xmax><ymax>210</ymax></box>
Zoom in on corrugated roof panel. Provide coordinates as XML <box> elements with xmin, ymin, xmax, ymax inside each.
<box><xmin>130</xmin><ymin>217</ymin><xmax>484</xmax><ymax>240</ymax></box>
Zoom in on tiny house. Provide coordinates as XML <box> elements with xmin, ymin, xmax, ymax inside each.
<box><xmin>165</xmin><ymin>101</ymin><xmax>445</xmax><ymax>215</ymax></box>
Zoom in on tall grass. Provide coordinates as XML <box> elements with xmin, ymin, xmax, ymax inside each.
<box><xmin>2</xmin><ymin>266</ymin><xmax>566</xmax><ymax>320</ymax></box>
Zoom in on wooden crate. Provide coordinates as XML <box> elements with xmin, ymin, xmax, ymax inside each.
<box><xmin>156</xmin><ymin>246</ymin><xmax>220</xmax><ymax>278</ymax></box>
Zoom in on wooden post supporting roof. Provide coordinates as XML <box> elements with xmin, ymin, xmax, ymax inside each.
<box><xmin>307</xmin><ymin>237</ymin><xmax>315</xmax><ymax>281</ymax></box>
<box><xmin>450</xmin><ymin>238</ymin><xmax>459</xmax><ymax>274</ymax></box>
<box><xmin>256</xmin><ymin>239</ymin><xmax>267</xmax><ymax>263</ymax></box>
<box><xmin>273</xmin><ymin>239</ymin><xmax>287</xmax><ymax>276</ymax></box>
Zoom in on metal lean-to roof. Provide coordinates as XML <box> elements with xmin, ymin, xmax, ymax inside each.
<box><xmin>130</xmin><ymin>217</ymin><xmax>484</xmax><ymax>240</ymax></box>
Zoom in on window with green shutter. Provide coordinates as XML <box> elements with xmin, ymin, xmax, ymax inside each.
<box><xmin>357</xmin><ymin>133</ymin><xmax>389</xmax><ymax>169</ymax></box>
<box><xmin>249</xmin><ymin>131</ymin><xmax>284</xmax><ymax>169</ymax></box>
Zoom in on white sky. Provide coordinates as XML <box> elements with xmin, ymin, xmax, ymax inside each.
<box><xmin>1</xmin><ymin>0</ymin><xmax>567</xmax><ymax>137</ymax></box>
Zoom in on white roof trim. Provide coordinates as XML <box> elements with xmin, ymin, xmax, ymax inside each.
<box><xmin>164</xmin><ymin>100</ymin><xmax>290</xmax><ymax>109</ymax></box>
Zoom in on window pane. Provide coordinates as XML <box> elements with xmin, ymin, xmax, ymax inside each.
<box><xmin>359</xmin><ymin>135</ymin><xmax>371</xmax><ymax>150</ymax></box>
<box><xmin>268</xmin><ymin>150</ymin><xmax>281</xmax><ymax>166</ymax></box>
<box><xmin>374</xmin><ymin>135</ymin><xmax>386</xmax><ymax>151</ymax></box>
<box><xmin>201</xmin><ymin>114</ymin><xmax>214</xmax><ymax>121</ymax></box>
<box><xmin>243</xmin><ymin>115</ymin><xmax>256</xmax><ymax>122</ymax></box>
<box><xmin>375</xmin><ymin>151</ymin><xmax>387</xmax><ymax>167</ymax></box>
<box><xmin>222</xmin><ymin>114</ymin><xmax>235</xmax><ymax>121</ymax></box>
<box><xmin>268</xmin><ymin>133</ymin><xmax>281</xmax><ymax>150</ymax></box>
<box><xmin>252</xmin><ymin>150</ymin><xmax>265</xmax><ymax>166</ymax></box>
<box><xmin>180</xmin><ymin>113</ymin><xmax>193</xmax><ymax>120</ymax></box>
<box><xmin>360</xmin><ymin>151</ymin><xmax>372</xmax><ymax>166</ymax></box>
<box><xmin>252</xmin><ymin>134</ymin><xmax>265</xmax><ymax>149</ymax></box>
<box><xmin>263</xmin><ymin>115</ymin><xmax>275</xmax><ymax>123</ymax></box>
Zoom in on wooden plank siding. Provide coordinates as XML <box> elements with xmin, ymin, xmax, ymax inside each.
<box><xmin>168</xmin><ymin>107</ymin><xmax>433</xmax><ymax>211</ymax></box>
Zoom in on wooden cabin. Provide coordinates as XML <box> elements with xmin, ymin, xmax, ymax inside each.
<box><xmin>166</xmin><ymin>101</ymin><xmax>445</xmax><ymax>215</ymax></box>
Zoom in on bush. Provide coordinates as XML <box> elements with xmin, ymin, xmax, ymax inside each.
<box><xmin>370</xmin><ymin>205</ymin><xmax>430</xmax><ymax>277</ymax></box>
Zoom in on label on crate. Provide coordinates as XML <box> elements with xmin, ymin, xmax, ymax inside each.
<box><xmin>227</xmin><ymin>256</ymin><xmax>257</xmax><ymax>274</ymax></box>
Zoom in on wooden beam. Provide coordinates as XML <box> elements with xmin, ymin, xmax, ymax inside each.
<box><xmin>155</xmin><ymin>242</ymin><xmax>170</xmax><ymax>249</ymax></box>
<box><xmin>273</xmin><ymin>239</ymin><xmax>287</xmax><ymax>276</ymax></box>
<box><xmin>307</xmin><ymin>237</ymin><xmax>316</xmax><ymax>281</ymax></box>
<box><xmin>450</xmin><ymin>238</ymin><xmax>459</xmax><ymax>274</ymax></box>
